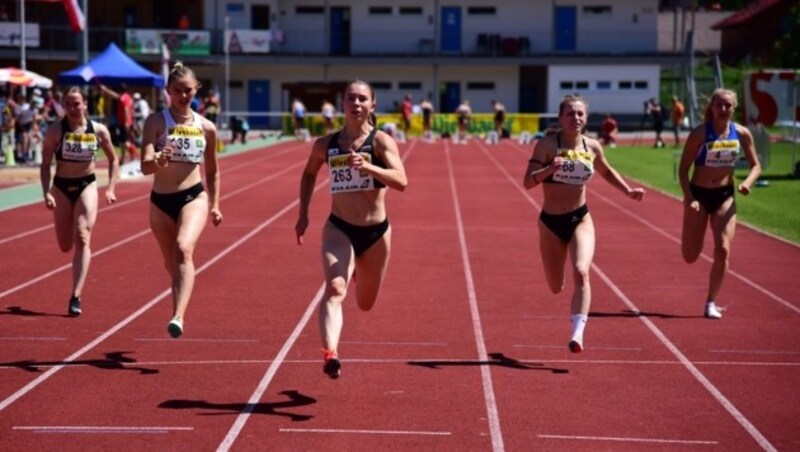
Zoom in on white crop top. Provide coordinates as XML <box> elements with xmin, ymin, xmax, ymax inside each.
<box><xmin>157</xmin><ymin>110</ymin><xmax>206</xmax><ymax>164</ymax></box>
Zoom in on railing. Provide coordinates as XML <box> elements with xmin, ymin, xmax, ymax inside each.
<box><xmin>20</xmin><ymin>25</ymin><xmax>664</xmax><ymax>58</ymax></box>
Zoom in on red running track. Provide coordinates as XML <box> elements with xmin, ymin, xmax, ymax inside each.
<box><xmin>0</xmin><ymin>137</ymin><xmax>798</xmax><ymax>451</ymax></box>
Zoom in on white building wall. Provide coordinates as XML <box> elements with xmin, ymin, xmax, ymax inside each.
<box><xmin>548</xmin><ymin>65</ymin><xmax>660</xmax><ymax>114</ymax></box>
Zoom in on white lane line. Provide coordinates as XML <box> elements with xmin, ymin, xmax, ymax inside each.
<box><xmin>445</xmin><ymin>141</ymin><xmax>505</xmax><ymax>452</ymax></box>
<box><xmin>14</xmin><ymin>426</ymin><xmax>193</xmax><ymax>434</ymax></box>
<box><xmin>216</xmin><ymin>135</ymin><xmax>421</xmax><ymax>452</ymax></box>
<box><xmin>340</xmin><ymin>340</ymin><xmax>448</xmax><ymax>347</ymax></box>
<box><xmin>538</xmin><ymin>434</ymin><xmax>716</xmax><ymax>445</ymax></box>
<box><xmin>710</xmin><ymin>349</ymin><xmax>800</xmax><ymax>355</ymax></box>
<box><xmin>591</xmin><ymin>191</ymin><xmax>800</xmax><ymax>315</ymax></box>
<box><xmin>484</xmin><ymin>142</ymin><xmax>778</xmax><ymax>451</ymax></box>
<box><xmin>513</xmin><ymin>344</ymin><xmax>643</xmax><ymax>351</ymax></box>
<box><xmin>0</xmin><ymin>159</ymin><xmax>306</xmax><ymax>301</ymax></box>
<box><xmin>592</xmin><ymin>265</ymin><xmax>777</xmax><ymax>452</ymax></box>
<box><xmin>0</xmin><ymin>337</ymin><xmax>66</xmax><ymax>341</ymax></box>
<box><xmin>0</xmin><ymin>193</ymin><xmax>304</xmax><ymax>413</ymax></box>
<box><xmin>280</xmin><ymin>428</ymin><xmax>451</xmax><ymax>436</ymax></box>
<box><xmin>133</xmin><ymin>338</ymin><xmax>260</xmax><ymax>343</ymax></box>
<box><xmin>216</xmin><ymin>284</ymin><xmax>322</xmax><ymax>452</ymax></box>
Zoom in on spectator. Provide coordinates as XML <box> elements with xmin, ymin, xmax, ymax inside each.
<box><xmin>292</xmin><ymin>98</ymin><xmax>306</xmax><ymax>140</ymax></box>
<box><xmin>321</xmin><ymin>100</ymin><xmax>336</xmax><ymax>135</ymax></box>
<box><xmin>455</xmin><ymin>99</ymin><xmax>471</xmax><ymax>144</ymax></box>
<box><xmin>671</xmin><ymin>95</ymin><xmax>685</xmax><ymax>147</ymax></box>
<box><xmin>647</xmin><ymin>98</ymin><xmax>666</xmax><ymax>148</ymax></box>
<box><xmin>599</xmin><ymin>113</ymin><xmax>618</xmax><ymax>148</ymax></box>
<box><xmin>491</xmin><ymin>99</ymin><xmax>506</xmax><ymax>139</ymax></box>
<box><xmin>420</xmin><ymin>98</ymin><xmax>434</xmax><ymax>142</ymax></box>
<box><xmin>178</xmin><ymin>14</ymin><xmax>190</xmax><ymax>30</ymax></box>
<box><xmin>13</xmin><ymin>91</ymin><xmax>35</xmax><ymax>163</ymax></box>
<box><xmin>401</xmin><ymin>94</ymin><xmax>413</xmax><ymax>134</ymax></box>
<box><xmin>99</xmin><ymin>83</ymin><xmax>137</xmax><ymax>163</ymax></box>
<box><xmin>43</xmin><ymin>89</ymin><xmax>65</xmax><ymax>124</ymax></box>
<box><xmin>202</xmin><ymin>89</ymin><xmax>220</xmax><ymax>126</ymax></box>
<box><xmin>132</xmin><ymin>92</ymin><xmax>151</xmax><ymax>148</ymax></box>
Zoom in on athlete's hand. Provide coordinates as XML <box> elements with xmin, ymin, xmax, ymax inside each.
<box><xmin>685</xmin><ymin>198</ymin><xmax>701</xmax><ymax>212</ymax></box>
<box><xmin>157</xmin><ymin>145</ymin><xmax>174</xmax><ymax>167</ymax></box>
<box><xmin>105</xmin><ymin>189</ymin><xmax>117</xmax><ymax>205</ymax></box>
<box><xmin>295</xmin><ymin>217</ymin><xmax>309</xmax><ymax>245</ymax></box>
<box><xmin>348</xmin><ymin>150</ymin><xmax>370</xmax><ymax>173</ymax></box>
<box><xmin>551</xmin><ymin>156</ymin><xmax>566</xmax><ymax>170</ymax></box>
<box><xmin>210</xmin><ymin>208</ymin><xmax>223</xmax><ymax>226</ymax></box>
<box><xmin>626</xmin><ymin>187</ymin><xmax>645</xmax><ymax>201</ymax></box>
<box><xmin>44</xmin><ymin>193</ymin><xmax>56</xmax><ymax>210</ymax></box>
<box><xmin>737</xmin><ymin>183</ymin><xmax>751</xmax><ymax>196</ymax></box>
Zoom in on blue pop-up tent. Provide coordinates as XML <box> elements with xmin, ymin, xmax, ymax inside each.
<box><xmin>58</xmin><ymin>42</ymin><xmax>165</xmax><ymax>88</ymax></box>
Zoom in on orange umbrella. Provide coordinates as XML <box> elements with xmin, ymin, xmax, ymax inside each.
<box><xmin>0</xmin><ymin>67</ymin><xmax>53</xmax><ymax>89</ymax></box>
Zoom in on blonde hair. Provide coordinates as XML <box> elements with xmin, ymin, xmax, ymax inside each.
<box><xmin>559</xmin><ymin>93</ymin><xmax>588</xmax><ymax>116</ymax></box>
<box><xmin>703</xmin><ymin>88</ymin><xmax>737</xmax><ymax>123</ymax></box>
<box><xmin>167</xmin><ymin>60</ymin><xmax>200</xmax><ymax>88</ymax></box>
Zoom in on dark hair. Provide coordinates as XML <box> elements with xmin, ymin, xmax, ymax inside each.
<box><xmin>558</xmin><ymin>93</ymin><xmax>588</xmax><ymax>116</ymax></box>
<box><xmin>343</xmin><ymin>79</ymin><xmax>377</xmax><ymax>126</ymax></box>
<box><xmin>168</xmin><ymin>60</ymin><xmax>200</xmax><ymax>88</ymax></box>
<box><xmin>62</xmin><ymin>86</ymin><xmax>86</xmax><ymax>103</ymax></box>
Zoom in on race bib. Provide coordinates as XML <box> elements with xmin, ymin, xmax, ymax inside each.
<box><xmin>168</xmin><ymin>125</ymin><xmax>205</xmax><ymax>163</ymax></box>
<box><xmin>62</xmin><ymin>132</ymin><xmax>98</xmax><ymax>162</ymax></box>
<box><xmin>552</xmin><ymin>149</ymin><xmax>595</xmax><ymax>185</ymax></box>
<box><xmin>703</xmin><ymin>139</ymin><xmax>739</xmax><ymax>167</ymax></box>
<box><xmin>329</xmin><ymin>152</ymin><xmax>374</xmax><ymax>193</ymax></box>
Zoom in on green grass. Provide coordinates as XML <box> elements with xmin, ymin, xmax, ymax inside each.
<box><xmin>606</xmin><ymin>141</ymin><xmax>800</xmax><ymax>244</ymax></box>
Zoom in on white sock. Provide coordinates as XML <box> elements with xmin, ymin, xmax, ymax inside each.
<box><xmin>571</xmin><ymin>314</ymin><xmax>588</xmax><ymax>338</ymax></box>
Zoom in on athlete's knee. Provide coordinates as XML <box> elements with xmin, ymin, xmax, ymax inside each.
<box><xmin>573</xmin><ymin>265</ymin><xmax>591</xmax><ymax>286</ymax></box>
<box><xmin>714</xmin><ymin>243</ymin><xmax>731</xmax><ymax>264</ymax></box>
<box><xmin>546</xmin><ymin>278</ymin><xmax>565</xmax><ymax>294</ymax></box>
<box><xmin>325</xmin><ymin>276</ymin><xmax>348</xmax><ymax>301</ymax></box>
<box><xmin>174</xmin><ymin>240</ymin><xmax>196</xmax><ymax>263</ymax></box>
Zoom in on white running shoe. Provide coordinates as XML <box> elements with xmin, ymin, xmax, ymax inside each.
<box><xmin>704</xmin><ymin>302</ymin><xmax>723</xmax><ymax>319</ymax></box>
<box><xmin>568</xmin><ymin>335</ymin><xmax>584</xmax><ymax>353</ymax></box>
<box><xmin>167</xmin><ymin>317</ymin><xmax>184</xmax><ymax>338</ymax></box>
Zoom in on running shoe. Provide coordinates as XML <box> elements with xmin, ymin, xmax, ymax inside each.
<box><xmin>568</xmin><ymin>335</ymin><xmax>583</xmax><ymax>353</ymax></box>
<box><xmin>704</xmin><ymin>302</ymin><xmax>723</xmax><ymax>319</ymax></box>
<box><xmin>167</xmin><ymin>317</ymin><xmax>184</xmax><ymax>338</ymax></box>
<box><xmin>323</xmin><ymin>349</ymin><xmax>341</xmax><ymax>379</ymax></box>
<box><xmin>68</xmin><ymin>295</ymin><xmax>82</xmax><ymax>316</ymax></box>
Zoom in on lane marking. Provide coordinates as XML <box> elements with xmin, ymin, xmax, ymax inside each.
<box><xmin>445</xmin><ymin>141</ymin><xmax>505</xmax><ymax>452</ymax></box>
<box><xmin>483</xmin><ymin>142</ymin><xmax>779</xmax><ymax>451</ymax></box>
<box><xmin>340</xmin><ymin>340</ymin><xmax>448</xmax><ymax>347</ymax></box>
<box><xmin>0</xmin><ymin>336</ymin><xmax>66</xmax><ymax>341</ymax></box>
<box><xmin>280</xmin><ymin>428</ymin><xmax>451</xmax><ymax>436</ymax></box>
<box><xmin>14</xmin><ymin>425</ymin><xmax>193</xmax><ymax>434</ymax></box>
<box><xmin>538</xmin><ymin>434</ymin><xmax>716</xmax><ymax>445</ymax></box>
<box><xmin>514</xmin><ymin>344</ymin><xmax>643</xmax><ymax>351</ymax></box>
<box><xmin>133</xmin><ymin>338</ymin><xmax>260</xmax><ymax>343</ymax></box>
<box><xmin>0</xmin><ymin>191</ymin><xmax>305</xmax><ymax>412</ymax></box>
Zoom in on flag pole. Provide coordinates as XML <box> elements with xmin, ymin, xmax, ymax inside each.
<box><xmin>80</xmin><ymin>0</ymin><xmax>89</xmax><ymax>65</ymax></box>
<box><xmin>224</xmin><ymin>16</ymin><xmax>230</xmax><ymax>130</ymax></box>
<box><xmin>19</xmin><ymin>0</ymin><xmax>25</xmax><ymax>71</ymax></box>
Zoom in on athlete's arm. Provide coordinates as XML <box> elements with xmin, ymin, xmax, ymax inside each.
<box><xmin>202</xmin><ymin>118</ymin><xmax>222</xmax><ymax>226</ymax></box>
<box><xmin>95</xmin><ymin>123</ymin><xmax>119</xmax><ymax>204</ymax></box>
<box><xmin>678</xmin><ymin>125</ymin><xmax>705</xmax><ymax>210</ymax></box>
<box><xmin>296</xmin><ymin>136</ymin><xmax>328</xmax><ymax>244</ymax></box>
<box><xmin>39</xmin><ymin>121</ymin><xmax>62</xmax><ymax>209</ymax></box>
<box><xmin>734</xmin><ymin>124</ymin><xmax>761</xmax><ymax>195</ymax></box>
<box><xmin>592</xmin><ymin>139</ymin><xmax>644</xmax><ymax>200</ymax></box>
<box><xmin>523</xmin><ymin>136</ymin><xmax>557</xmax><ymax>189</ymax></box>
<box><xmin>363</xmin><ymin>131</ymin><xmax>407</xmax><ymax>191</ymax></box>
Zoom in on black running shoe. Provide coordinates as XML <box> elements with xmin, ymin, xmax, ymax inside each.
<box><xmin>323</xmin><ymin>350</ymin><xmax>341</xmax><ymax>379</ymax></box>
<box><xmin>68</xmin><ymin>295</ymin><xmax>82</xmax><ymax>316</ymax></box>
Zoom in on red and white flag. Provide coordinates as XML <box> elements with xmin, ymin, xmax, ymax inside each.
<box><xmin>63</xmin><ymin>0</ymin><xmax>86</xmax><ymax>33</ymax></box>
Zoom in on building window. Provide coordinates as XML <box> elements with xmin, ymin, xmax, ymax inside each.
<box><xmin>634</xmin><ymin>80</ymin><xmax>648</xmax><ymax>89</ymax></box>
<box><xmin>619</xmin><ymin>81</ymin><xmax>632</xmax><ymax>89</ymax></box>
<box><xmin>369</xmin><ymin>6</ymin><xmax>393</xmax><ymax>15</ymax></box>
<box><xmin>560</xmin><ymin>81</ymin><xmax>574</xmax><ymax>90</ymax></box>
<box><xmin>296</xmin><ymin>6</ymin><xmax>324</xmax><ymax>14</ymax></box>
<box><xmin>398</xmin><ymin>82</ymin><xmax>422</xmax><ymax>90</ymax></box>
<box><xmin>583</xmin><ymin>6</ymin><xmax>612</xmax><ymax>14</ymax></box>
<box><xmin>575</xmin><ymin>81</ymin><xmax>589</xmax><ymax>90</ymax></box>
<box><xmin>467</xmin><ymin>82</ymin><xmax>495</xmax><ymax>90</ymax></box>
<box><xmin>371</xmin><ymin>82</ymin><xmax>392</xmax><ymax>90</ymax></box>
<box><xmin>399</xmin><ymin>7</ymin><xmax>423</xmax><ymax>15</ymax></box>
<box><xmin>467</xmin><ymin>7</ymin><xmax>496</xmax><ymax>15</ymax></box>
<box><xmin>597</xmin><ymin>81</ymin><xmax>612</xmax><ymax>90</ymax></box>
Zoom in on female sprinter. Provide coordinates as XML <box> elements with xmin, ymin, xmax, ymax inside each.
<box><xmin>40</xmin><ymin>87</ymin><xmax>119</xmax><ymax>316</ymax></box>
<box><xmin>295</xmin><ymin>80</ymin><xmax>408</xmax><ymax>378</ymax></box>
<box><xmin>678</xmin><ymin>88</ymin><xmax>761</xmax><ymax>319</ymax></box>
<box><xmin>523</xmin><ymin>94</ymin><xmax>645</xmax><ymax>353</ymax></box>
<box><xmin>140</xmin><ymin>62</ymin><xmax>222</xmax><ymax>338</ymax></box>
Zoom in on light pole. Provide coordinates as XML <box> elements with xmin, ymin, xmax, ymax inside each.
<box><xmin>224</xmin><ymin>16</ymin><xmax>230</xmax><ymax>130</ymax></box>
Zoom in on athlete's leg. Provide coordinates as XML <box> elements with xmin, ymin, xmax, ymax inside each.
<box><xmin>319</xmin><ymin>221</ymin><xmax>355</xmax><ymax>353</ymax></box>
<box><xmin>169</xmin><ymin>193</ymin><xmax>209</xmax><ymax>322</ymax></box>
<box><xmin>70</xmin><ymin>183</ymin><xmax>99</xmax><ymax>298</ymax></box>
<box><xmin>569</xmin><ymin>215</ymin><xmax>596</xmax><ymax>317</ymax></box>
<box><xmin>706</xmin><ymin>197</ymin><xmax>736</xmax><ymax>303</ymax></box>
<box><xmin>681</xmin><ymin>202</ymin><xmax>708</xmax><ymax>263</ymax></box>
<box><xmin>51</xmin><ymin>187</ymin><xmax>75</xmax><ymax>253</ymax></box>
<box><xmin>353</xmin><ymin>226</ymin><xmax>392</xmax><ymax>312</ymax></box>
<box><xmin>537</xmin><ymin>219</ymin><xmax>569</xmax><ymax>294</ymax></box>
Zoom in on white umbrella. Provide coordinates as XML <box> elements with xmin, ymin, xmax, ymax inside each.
<box><xmin>0</xmin><ymin>67</ymin><xmax>53</xmax><ymax>89</ymax></box>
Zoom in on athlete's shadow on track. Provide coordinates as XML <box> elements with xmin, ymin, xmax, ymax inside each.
<box><xmin>159</xmin><ymin>390</ymin><xmax>316</xmax><ymax>421</ymax></box>
<box><xmin>0</xmin><ymin>351</ymin><xmax>159</xmax><ymax>374</ymax></box>
<box><xmin>408</xmin><ymin>352</ymin><xmax>568</xmax><ymax>374</ymax></box>
<box><xmin>590</xmin><ymin>310</ymin><xmax>701</xmax><ymax>319</ymax></box>
<box><xmin>0</xmin><ymin>306</ymin><xmax>72</xmax><ymax>317</ymax></box>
